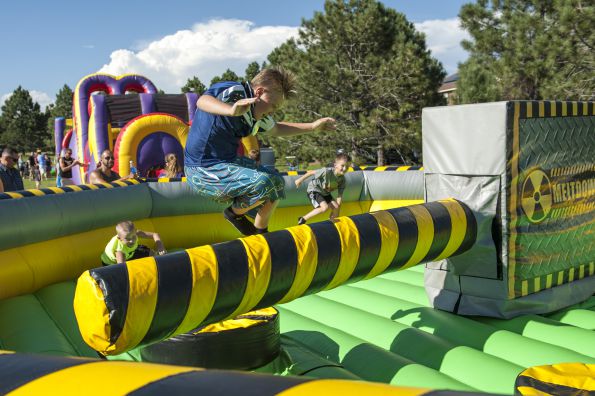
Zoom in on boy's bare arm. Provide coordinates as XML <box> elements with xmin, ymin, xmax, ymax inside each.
<box><xmin>115</xmin><ymin>251</ymin><xmax>126</xmax><ymax>264</ymax></box>
<box><xmin>197</xmin><ymin>95</ymin><xmax>258</xmax><ymax>117</ymax></box>
<box><xmin>270</xmin><ymin>117</ymin><xmax>336</xmax><ymax>137</ymax></box>
<box><xmin>295</xmin><ymin>170</ymin><xmax>316</xmax><ymax>187</ymax></box>
<box><xmin>137</xmin><ymin>230</ymin><xmax>166</xmax><ymax>255</ymax></box>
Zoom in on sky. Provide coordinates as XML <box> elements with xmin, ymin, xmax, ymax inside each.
<box><xmin>0</xmin><ymin>0</ymin><xmax>471</xmax><ymax>111</ymax></box>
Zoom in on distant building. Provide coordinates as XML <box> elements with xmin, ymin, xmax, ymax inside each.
<box><xmin>438</xmin><ymin>73</ymin><xmax>459</xmax><ymax>105</ymax></box>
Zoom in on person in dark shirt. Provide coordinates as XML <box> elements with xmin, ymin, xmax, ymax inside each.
<box><xmin>184</xmin><ymin>67</ymin><xmax>336</xmax><ymax>236</ymax></box>
<box><xmin>0</xmin><ymin>147</ymin><xmax>24</xmax><ymax>192</ymax></box>
<box><xmin>59</xmin><ymin>148</ymin><xmax>86</xmax><ymax>185</ymax></box>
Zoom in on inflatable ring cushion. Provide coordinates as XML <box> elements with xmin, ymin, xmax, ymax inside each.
<box><xmin>140</xmin><ymin>307</ymin><xmax>280</xmax><ymax>370</ymax></box>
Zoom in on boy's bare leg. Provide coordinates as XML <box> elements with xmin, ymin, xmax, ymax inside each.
<box><xmin>231</xmin><ymin>201</ymin><xmax>262</xmax><ymax>215</ymax></box>
<box><xmin>302</xmin><ymin>202</ymin><xmax>329</xmax><ymax>222</ymax></box>
<box><xmin>254</xmin><ymin>199</ymin><xmax>278</xmax><ymax>229</ymax></box>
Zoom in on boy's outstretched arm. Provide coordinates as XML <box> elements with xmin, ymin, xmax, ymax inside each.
<box><xmin>197</xmin><ymin>95</ymin><xmax>258</xmax><ymax>117</ymax></box>
<box><xmin>295</xmin><ymin>170</ymin><xmax>316</xmax><ymax>188</ymax></box>
<box><xmin>137</xmin><ymin>230</ymin><xmax>167</xmax><ymax>255</ymax></box>
<box><xmin>270</xmin><ymin>117</ymin><xmax>336</xmax><ymax>137</ymax></box>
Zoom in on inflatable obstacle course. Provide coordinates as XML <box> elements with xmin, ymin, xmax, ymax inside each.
<box><xmin>1</xmin><ymin>96</ymin><xmax>593</xmax><ymax>394</ymax></box>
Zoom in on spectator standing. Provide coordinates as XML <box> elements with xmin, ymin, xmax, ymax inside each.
<box><xmin>0</xmin><ymin>147</ymin><xmax>25</xmax><ymax>192</ymax></box>
<box><xmin>59</xmin><ymin>148</ymin><xmax>86</xmax><ymax>186</ymax></box>
<box><xmin>37</xmin><ymin>151</ymin><xmax>46</xmax><ymax>181</ymax></box>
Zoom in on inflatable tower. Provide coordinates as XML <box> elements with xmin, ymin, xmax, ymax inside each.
<box><xmin>423</xmin><ymin>101</ymin><xmax>594</xmax><ymax>318</ymax></box>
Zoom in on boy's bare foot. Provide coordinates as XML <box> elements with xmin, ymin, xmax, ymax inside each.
<box><xmin>298</xmin><ymin>217</ymin><xmax>307</xmax><ymax>225</ymax></box>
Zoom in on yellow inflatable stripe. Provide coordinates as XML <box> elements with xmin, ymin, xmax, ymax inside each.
<box><xmin>433</xmin><ymin>199</ymin><xmax>467</xmax><ymax>261</ymax></box>
<box><xmin>280</xmin><ymin>226</ymin><xmax>318</xmax><ymax>303</ymax></box>
<box><xmin>27</xmin><ymin>189</ymin><xmax>45</xmax><ymax>196</ymax></box>
<box><xmin>73</xmin><ymin>271</ymin><xmax>112</xmax><ymax>352</ymax></box>
<box><xmin>231</xmin><ymin>235</ymin><xmax>273</xmax><ymax>317</ymax></box>
<box><xmin>278</xmin><ymin>379</ymin><xmax>430</xmax><ymax>396</ymax></box>
<box><xmin>325</xmin><ymin>217</ymin><xmax>360</xmax><ymax>290</ymax></box>
<box><xmin>6</xmin><ymin>361</ymin><xmax>199</xmax><ymax>396</ymax></box>
<box><xmin>172</xmin><ymin>245</ymin><xmax>218</xmax><ymax>335</ymax></box>
<box><xmin>397</xmin><ymin>166</ymin><xmax>411</xmax><ymax>171</ymax></box>
<box><xmin>519</xmin><ymin>363</ymin><xmax>595</xmax><ymax>392</ymax></box>
<box><xmin>5</xmin><ymin>192</ymin><xmax>23</xmax><ymax>198</ymax></box>
<box><xmin>365</xmin><ymin>211</ymin><xmax>399</xmax><ymax>279</ymax></box>
<box><xmin>47</xmin><ymin>187</ymin><xmax>66</xmax><ymax>194</ymax></box>
<box><xmin>113</xmin><ymin>257</ymin><xmax>158</xmax><ymax>353</ymax></box>
<box><xmin>68</xmin><ymin>185</ymin><xmax>83</xmax><ymax>191</ymax></box>
<box><xmin>402</xmin><ymin>205</ymin><xmax>434</xmax><ymax>269</ymax></box>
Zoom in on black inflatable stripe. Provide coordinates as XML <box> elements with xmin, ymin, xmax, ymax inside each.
<box><xmin>422</xmin><ymin>201</ymin><xmax>452</xmax><ymax>262</ymax></box>
<box><xmin>141</xmin><ymin>251</ymin><xmax>193</xmax><ymax>345</ymax></box>
<box><xmin>305</xmin><ymin>221</ymin><xmax>342</xmax><ymax>295</ymax></box>
<box><xmin>453</xmin><ymin>199</ymin><xmax>477</xmax><ymax>256</ymax></box>
<box><xmin>90</xmin><ymin>264</ymin><xmax>129</xmax><ymax>344</ymax></box>
<box><xmin>18</xmin><ymin>190</ymin><xmax>35</xmax><ymax>197</ymax></box>
<box><xmin>255</xmin><ymin>230</ymin><xmax>298</xmax><ymax>310</ymax></box>
<box><xmin>0</xmin><ymin>354</ymin><xmax>94</xmax><ymax>395</ymax></box>
<box><xmin>39</xmin><ymin>188</ymin><xmax>56</xmax><ymax>195</ymax></box>
<box><xmin>384</xmin><ymin>166</ymin><xmax>398</xmax><ymax>171</ymax></box>
<box><xmin>409</xmin><ymin>166</ymin><xmax>422</xmax><ymax>170</ymax></box>
<box><xmin>386</xmin><ymin>207</ymin><xmax>418</xmax><ymax>270</ymax></box>
<box><xmin>0</xmin><ymin>193</ymin><xmax>12</xmax><ymax>199</ymax></box>
<box><xmin>348</xmin><ymin>213</ymin><xmax>382</xmax><ymax>282</ymax></box>
<box><xmin>127</xmin><ymin>369</ymin><xmax>312</xmax><ymax>396</ymax></box>
<box><xmin>77</xmin><ymin>185</ymin><xmax>92</xmax><ymax>191</ymax></box>
<box><xmin>209</xmin><ymin>240</ymin><xmax>250</xmax><ymax>323</ymax></box>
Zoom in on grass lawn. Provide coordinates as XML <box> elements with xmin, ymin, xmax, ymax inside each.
<box><xmin>22</xmin><ymin>177</ymin><xmax>59</xmax><ymax>190</ymax></box>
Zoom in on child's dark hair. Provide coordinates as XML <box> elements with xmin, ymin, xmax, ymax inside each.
<box><xmin>335</xmin><ymin>152</ymin><xmax>350</xmax><ymax>162</ymax></box>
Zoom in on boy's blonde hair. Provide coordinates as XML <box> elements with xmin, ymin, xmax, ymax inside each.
<box><xmin>116</xmin><ymin>220</ymin><xmax>135</xmax><ymax>234</ymax></box>
<box><xmin>251</xmin><ymin>67</ymin><xmax>297</xmax><ymax>100</ymax></box>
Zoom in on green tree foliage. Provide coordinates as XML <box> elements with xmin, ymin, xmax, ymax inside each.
<box><xmin>245</xmin><ymin>61</ymin><xmax>261</xmax><ymax>82</ymax></box>
<box><xmin>210</xmin><ymin>69</ymin><xmax>242</xmax><ymax>86</ymax></box>
<box><xmin>458</xmin><ymin>0</ymin><xmax>594</xmax><ymax>102</ymax></box>
<box><xmin>0</xmin><ymin>86</ymin><xmax>49</xmax><ymax>152</ymax></box>
<box><xmin>46</xmin><ymin>84</ymin><xmax>73</xmax><ymax>142</ymax></box>
<box><xmin>181</xmin><ymin>76</ymin><xmax>207</xmax><ymax>94</ymax></box>
<box><xmin>264</xmin><ymin>0</ymin><xmax>445</xmax><ymax>165</ymax></box>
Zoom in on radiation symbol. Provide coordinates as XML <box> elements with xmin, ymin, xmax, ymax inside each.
<box><xmin>521</xmin><ymin>169</ymin><xmax>552</xmax><ymax>223</ymax></box>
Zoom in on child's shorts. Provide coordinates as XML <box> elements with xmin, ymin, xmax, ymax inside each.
<box><xmin>308</xmin><ymin>191</ymin><xmax>333</xmax><ymax>208</ymax></box>
<box><xmin>185</xmin><ymin>158</ymin><xmax>285</xmax><ymax>210</ymax></box>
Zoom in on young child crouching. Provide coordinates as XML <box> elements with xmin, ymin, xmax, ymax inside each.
<box><xmin>101</xmin><ymin>220</ymin><xmax>166</xmax><ymax>265</ymax></box>
<box><xmin>294</xmin><ymin>153</ymin><xmax>349</xmax><ymax>225</ymax></box>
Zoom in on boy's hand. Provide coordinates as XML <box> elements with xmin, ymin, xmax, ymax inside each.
<box><xmin>157</xmin><ymin>248</ymin><xmax>167</xmax><ymax>256</ymax></box>
<box><xmin>311</xmin><ymin>117</ymin><xmax>336</xmax><ymax>132</ymax></box>
<box><xmin>295</xmin><ymin>180</ymin><xmax>302</xmax><ymax>188</ymax></box>
<box><xmin>229</xmin><ymin>97</ymin><xmax>259</xmax><ymax>116</ymax></box>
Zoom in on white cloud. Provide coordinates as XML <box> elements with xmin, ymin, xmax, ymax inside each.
<box><xmin>82</xmin><ymin>44</ymin><xmax>95</xmax><ymax>49</ymax></box>
<box><xmin>0</xmin><ymin>90</ymin><xmax>53</xmax><ymax>112</ymax></box>
<box><xmin>415</xmin><ymin>18</ymin><xmax>470</xmax><ymax>74</ymax></box>
<box><xmin>99</xmin><ymin>19</ymin><xmax>299</xmax><ymax>93</ymax></box>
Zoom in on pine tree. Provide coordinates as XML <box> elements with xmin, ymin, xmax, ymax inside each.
<box><xmin>0</xmin><ymin>86</ymin><xmax>49</xmax><ymax>152</ymax></box>
<box><xmin>245</xmin><ymin>62</ymin><xmax>261</xmax><ymax>82</ymax></box>
<box><xmin>264</xmin><ymin>0</ymin><xmax>445</xmax><ymax>165</ymax></box>
<box><xmin>458</xmin><ymin>0</ymin><xmax>594</xmax><ymax>102</ymax></box>
<box><xmin>210</xmin><ymin>69</ymin><xmax>241</xmax><ymax>86</ymax></box>
<box><xmin>46</xmin><ymin>84</ymin><xmax>73</xmax><ymax>140</ymax></box>
<box><xmin>181</xmin><ymin>76</ymin><xmax>206</xmax><ymax>94</ymax></box>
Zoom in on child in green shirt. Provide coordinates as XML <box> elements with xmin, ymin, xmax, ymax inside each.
<box><xmin>101</xmin><ymin>220</ymin><xmax>166</xmax><ymax>265</ymax></box>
